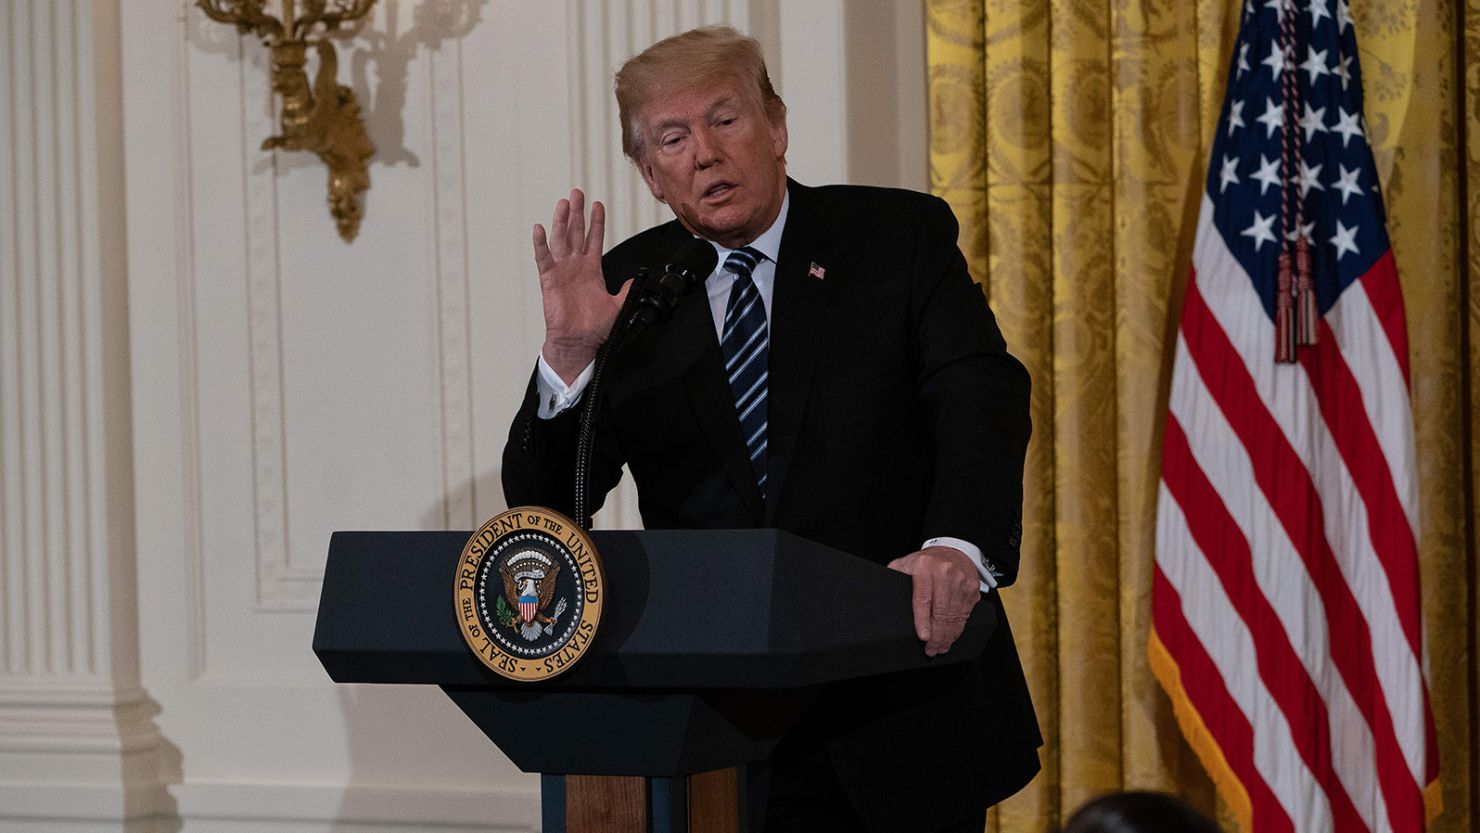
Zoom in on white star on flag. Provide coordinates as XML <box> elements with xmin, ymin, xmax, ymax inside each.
<box><xmin>1329</xmin><ymin>219</ymin><xmax>1360</xmax><ymax>259</ymax></box>
<box><xmin>1251</xmin><ymin>154</ymin><xmax>1281</xmax><ymax>194</ymax></box>
<box><xmin>1262</xmin><ymin>42</ymin><xmax>1287</xmax><ymax>79</ymax></box>
<box><xmin>1337</xmin><ymin>0</ymin><xmax>1353</xmax><ymax>32</ymax></box>
<box><xmin>1242</xmin><ymin>210</ymin><xmax>1278</xmax><ymax>251</ymax></box>
<box><xmin>1228</xmin><ymin>99</ymin><xmax>1246</xmax><ymax>135</ymax></box>
<box><xmin>1308</xmin><ymin>0</ymin><xmax>1331</xmax><ymax>27</ymax></box>
<box><xmin>1219</xmin><ymin>155</ymin><xmax>1241</xmax><ymax>193</ymax></box>
<box><xmin>1301</xmin><ymin>46</ymin><xmax>1331</xmax><ymax>83</ymax></box>
<box><xmin>1298</xmin><ymin>158</ymin><xmax>1325</xmax><ymax>197</ymax></box>
<box><xmin>1300</xmin><ymin>103</ymin><xmax>1329</xmax><ymax>141</ymax></box>
<box><xmin>1335</xmin><ymin>52</ymin><xmax>1353</xmax><ymax>88</ymax></box>
<box><xmin>1332</xmin><ymin>106</ymin><xmax>1363</xmax><ymax>146</ymax></box>
<box><xmin>1332</xmin><ymin>163</ymin><xmax>1363</xmax><ymax>204</ymax></box>
<box><xmin>1237</xmin><ymin>41</ymin><xmax>1252</xmax><ymax>77</ymax></box>
<box><xmin>1284</xmin><ymin>219</ymin><xmax>1316</xmax><ymax>244</ymax></box>
<box><xmin>1257</xmin><ymin>97</ymin><xmax>1284</xmax><ymax>137</ymax></box>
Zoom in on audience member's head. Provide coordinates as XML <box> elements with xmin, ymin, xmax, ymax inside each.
<box><xmin>1062</xmin><ymin>791</ymin><xmax>1223</xmax><ymax>833</ymax></box>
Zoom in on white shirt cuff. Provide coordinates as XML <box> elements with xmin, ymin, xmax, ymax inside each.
<box><xmin>922</xmin><ymin>536</ymin><xmax>999</xmax><ymax>592</ymax></box>
<box><xmin>534</xmin><ymin>355</ymin><xmax>596</xmax><ymax>419</ymax></box>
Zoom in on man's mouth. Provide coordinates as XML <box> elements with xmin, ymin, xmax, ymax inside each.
<box><xmin>702</xmin><ymin>182</ymin><xmax>736</xmax><ymax>200</ymax></box>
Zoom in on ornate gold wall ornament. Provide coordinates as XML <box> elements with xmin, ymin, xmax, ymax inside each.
<box><xmin>197</xmin><ymin>0</ymin><xmax>378</xmax><ymax>241</ymax></box>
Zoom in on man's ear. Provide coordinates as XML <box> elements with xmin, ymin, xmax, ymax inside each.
<box><xmin>770</xmin><ymin>117</ymin><xmax>788</xmax><ymax>159</ymax></box>
<box><xmin>636</xmin><ymin>156</ymin><xmax>666</xmax><ymax>203</ymax></box>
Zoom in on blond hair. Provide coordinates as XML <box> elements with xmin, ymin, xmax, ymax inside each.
<box><xmin>614</xmin><ymin>25</ymin><xmax>786</xmax><ymax>162</ymax></box>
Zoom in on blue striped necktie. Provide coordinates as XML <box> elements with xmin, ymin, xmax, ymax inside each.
<box><xmin>720</xmin><ymin>247</ymin><xmax>769</xmax><ymax>497</ymax></box>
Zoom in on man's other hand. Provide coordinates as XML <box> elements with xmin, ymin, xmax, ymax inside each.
<box><xmin>533</xmin><ymin>189</ymin><xmax>632</xmax><ymax>384</ymax></box>
<box><xmin>887</xmin><ymin>546</ymin><xmax>980</xmax><ymax>657</ymax></box>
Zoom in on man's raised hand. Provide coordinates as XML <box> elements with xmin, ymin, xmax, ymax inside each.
<box><xmin>533</xmin><ymin>189</ymin><xmax>633</xmax><ymax>384</ymax></box>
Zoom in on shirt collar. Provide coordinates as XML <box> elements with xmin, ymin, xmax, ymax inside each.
<box><xmin>706</xmin><ymin>189</ymin><xmax>789</xmax><ymax>268</ymax></box>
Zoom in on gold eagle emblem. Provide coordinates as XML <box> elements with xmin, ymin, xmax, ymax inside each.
<box><xmin>499</xmin><ymin>551</ymin><xmax>563</xmax><ymax>639</ymax></box>
<box><xmin>454</xmin><ymin>507</ymin><xmax>603</xmax><ymax>682</ymax></box>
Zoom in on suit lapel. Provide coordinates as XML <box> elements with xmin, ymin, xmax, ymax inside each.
<box><xmin>632</xmin><ymin>184</ymin><xmax>834</xmax><ymax>527</ymax></box>
<box><xmin>763</xmin><ymin>182</ymin><xmax>833</xmax><ymax>523</ymax></box>
<box><xmin>668</xmin><ymin>265</ymin><xmax>768</xmax><ymax>524</ymax></box>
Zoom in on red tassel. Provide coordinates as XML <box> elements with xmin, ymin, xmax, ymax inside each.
<box><xmin>1276</xmin><ymin>250</ymin><xmax>1295</xmax><ymax>363</ymax></box>
<box><xmin>1294</xmin><ymin>236</ymin><xmax>1317</xmax><ymax>346</ymax></box>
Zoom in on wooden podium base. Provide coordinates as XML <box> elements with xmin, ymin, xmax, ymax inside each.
<box><xmin>543</xmin><ymin>768</ymin><xmax>744</xmax><ymax>833</ymax></box>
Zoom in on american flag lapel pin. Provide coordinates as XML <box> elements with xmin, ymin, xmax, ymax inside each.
<box><xmin>808</xmin><ymin>261</ymin><xmax>826</xmax><ymax>280</ymax></box>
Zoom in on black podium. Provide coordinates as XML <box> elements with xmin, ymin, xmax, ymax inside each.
<box><xmin>313</xmin><ymin>528</ymin><xmax>996</xmax><ymax>832</ymax></box>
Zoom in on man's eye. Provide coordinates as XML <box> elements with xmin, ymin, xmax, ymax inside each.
<box><xmin>661</xmin><ymin>134</ymin><xmax>685</xmax><ymax>148</ymax></box>
<box><xmin>716</xmin><ymin>117</ymin><xmax>736</xmax><ymax>127</ymax></box>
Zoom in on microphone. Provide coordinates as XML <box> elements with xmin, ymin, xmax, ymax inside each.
<box><xmin>574</xmin><ymin>238</ymin><xmax>719</xmax><ymax>529</ymax></box>
<box><xmin>618</xmin><ymin>238</ymin><xmax>719</xmax><ymax>345</ymax></box>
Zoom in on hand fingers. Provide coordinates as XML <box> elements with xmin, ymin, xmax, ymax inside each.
<box><xmin>926</xmin><ymin>618</ymin><xmax>965</xmax><ymax>655</ymax></box>
<box><xmin>911</xmin><ymin>574</ymin><xmax>933</xmax><ymax>644</ymax></box>
<box><xmin>922</xmin><ymin>572</ymin><xmax>952</xmax><ymax>655</ymax></box>
<box><xmin>887</xmin><ymin>552</ymin><xmax>922</xmax><ymax>574</ymax></box>
<box><xmin>891</xmin><ymin>551</ymin><xmax>976</xmax><ymax>654</ymax></box>
<box><xmin>566</xmin><ymin>190</ymin><xmax>586</xmax><ymax>254</ymax></box>
<box><xmin>925</xmin><ymin>580</ymin><xmax>977</xmax><ymax>655</ymax></box>
<box><xmin>533</xmin><ymin>224</ymin><xmax>554</xmax><ymax>274</ymax></box>
<box><xmin>586</xmin><ymin>200</ymin><xmax>605</xmax><ymax>256</ymax></box>
<box><xmin>548</xmin><ymin>198</ymin><xmax>571</xmax><ymax>258</ymax></box>
<box><xmin>926</xmin><ymin>597</ymin><xmax>961</xmax><ymax>655</ymax></box>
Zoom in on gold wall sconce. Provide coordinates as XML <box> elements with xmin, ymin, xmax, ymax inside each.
<box><xmin>197</xmin><ymin>0</ymin><xmax>379</xmax><ymax>241</ymax></box>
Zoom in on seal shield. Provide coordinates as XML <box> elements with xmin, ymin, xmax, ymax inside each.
<box><xmin>454</xmin><ymin>507</ymin><xmax>604</xmax><ymax>681</ymax></box>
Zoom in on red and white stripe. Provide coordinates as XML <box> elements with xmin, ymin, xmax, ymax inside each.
<box><xmin>1151</xmin><ymin>197</ymin><xmax>1436</xmax><ymax>832</ymax></box>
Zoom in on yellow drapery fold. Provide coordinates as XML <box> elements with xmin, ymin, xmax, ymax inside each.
<box><xmin>926</xmin><ymin>1</ymin><xmax>1479</xmax><ymax>831</ymax></box>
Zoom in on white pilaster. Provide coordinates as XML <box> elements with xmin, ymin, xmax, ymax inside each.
<box><xmin>773</xmin><ymin>0</ymin><xmax>850</xmax><ymax>184</ymax></box>
<box><xmin>0</xmin><ymin>1</ymin><xmax>166</xmax><ymax>829</ymax></box>
<box><xmin>762</xmin><ymin>0</ymin><xmax>928</xmax><ymax>190</ymax></box>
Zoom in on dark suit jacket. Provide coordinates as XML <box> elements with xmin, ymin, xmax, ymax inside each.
<box><xmin>503</xmin><ymin>180</ymin><xmax>1040</xmax><ymax>831</ymax></box>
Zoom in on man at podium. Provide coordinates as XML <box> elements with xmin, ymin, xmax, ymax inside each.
<box><xmin>502</xmin><ymin>25</ymin><xmax>1040</xmax><ymax>833</ymax></box>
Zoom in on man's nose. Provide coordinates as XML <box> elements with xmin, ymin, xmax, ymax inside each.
<box><xmin>692</xmin><ymin>126</ymin><xmax>721</xmax><ymax>167</ymax></box>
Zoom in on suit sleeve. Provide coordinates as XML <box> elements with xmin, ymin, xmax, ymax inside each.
<box><xmin>501</xmin><ymin>365</ymin><xmax>626</xmax><ymax>519</ymax></box>
<box><xmin>910</xmin><ymin>196</ymin><xmax>1031</xmax><ymax>586</ymax></box>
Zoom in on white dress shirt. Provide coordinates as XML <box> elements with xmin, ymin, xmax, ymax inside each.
<box><xmin>532</xmin><ymin>192</ymin><xmax>996</xmax><ymax>590</ymax></box>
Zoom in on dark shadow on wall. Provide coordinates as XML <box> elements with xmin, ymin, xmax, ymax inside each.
<box><xmin>185</xmin><ymin>0</ymin><xmax>484</xmax><ymax>178</ymax></box>
<box><xmin>350</xmin><ymin>0</ymin><xmax>485</xmax><ymax>170</ymax></box>
<box><xmin>125</xmin><ymin>694</ymin><xmax>184</xmax><ymax>833</ymax></box>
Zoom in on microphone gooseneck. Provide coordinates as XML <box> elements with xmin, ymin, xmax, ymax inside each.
<box><xmin>573</xmin><ymin>238</ymin><xmax>720</xmax><ymax>530</ymax></box>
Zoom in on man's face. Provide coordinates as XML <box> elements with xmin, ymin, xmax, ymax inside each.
<box><xmin>634</xmin><ymin>77</ymin><xmax>789</xmax><ymax>249</ymax></box>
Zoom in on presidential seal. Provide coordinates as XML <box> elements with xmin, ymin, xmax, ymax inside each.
<box><xmin>454</xmin><ymin>507</ymin><xmax>604</xmax><ymax>681</ymax></box>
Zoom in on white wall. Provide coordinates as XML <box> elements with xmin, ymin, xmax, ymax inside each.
<box><xmin>0</xmin><ymin>1</ymin><xmax>925</xmax><ymax>830</ymax></box>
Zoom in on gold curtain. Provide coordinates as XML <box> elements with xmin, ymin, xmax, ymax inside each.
<box><xmin>925</xmin><ymin>1</ymin><xmax>1479</xmax><ymax>831</ymax></box>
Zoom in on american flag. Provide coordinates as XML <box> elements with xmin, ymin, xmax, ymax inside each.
<box><xmin>1149</xmin><ymin>1</ymin><xmax>1439</xmax><ymax>832</ymax></box>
